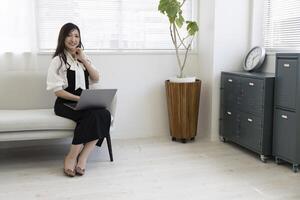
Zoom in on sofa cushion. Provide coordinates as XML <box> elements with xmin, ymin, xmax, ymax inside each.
<box><xmin>0</xmin><ymin>109</ymin><xmax>75</xmax><ymax>132</ymax></box>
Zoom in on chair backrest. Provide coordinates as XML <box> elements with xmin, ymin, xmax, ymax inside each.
<box><xmin>0</xmin><ymin>71</ymin><xmax>55</xmax><ymax>109</ymax></box>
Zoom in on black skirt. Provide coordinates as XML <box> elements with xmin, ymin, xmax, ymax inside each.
<box><xmin>54</xmin><ymin>98</ymin><xmax>111</xmax><ymax>147</ymax></box>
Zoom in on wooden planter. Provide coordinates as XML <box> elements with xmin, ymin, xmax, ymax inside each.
<box><xmin>165</xmin><ymin>79</ymin><xmax>201</xmax><ymax>143</ymax></box>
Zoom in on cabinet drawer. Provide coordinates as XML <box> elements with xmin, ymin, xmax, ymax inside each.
<box><xmin>222</xmin><ymin>107</ymin><xmax>238</xmax><ymax>141</ymax></box>
<box><xmin>239</xmin><ymin>113</ymin><xmax>263</xmax><ymax>151</ymax></box>
<box><xmin>275</xmin><ymin>58</ymin><xmax>297</xmax><ymax>109</ymax></box>
<box><xmin>221</xmin><ymin>74</ymin><xmax>239</xmax><ymax>88</ymax></box>
<box><xmin>221</xmin><ymin>74</ymin><xmax>240</xmax><ymax>106</ymax></box>
<box><xmin>239</xmin><ymin>78</ymin><xmax>264</xmax><ymax>114</ymax></box>
<box><xmin>273</xmin><ymin>109</ymin><xmax>297</xmax><ymax>161</ymax></box>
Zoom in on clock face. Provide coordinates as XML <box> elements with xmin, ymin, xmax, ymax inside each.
<box><xmin>244</xmin><ymin>46</ymin><xmax>266</xmax><ymax>71</ymax></box>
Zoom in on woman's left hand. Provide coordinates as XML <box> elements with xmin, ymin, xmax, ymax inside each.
<box><xmin>75</xmin><ymin>48</ymin><xmax>87</xmax><ymax>62</ymax></box>
<box><xmin>75</xmin><ymin>48</ymin><xmax>99</xmax><ymax>81</ymax></box>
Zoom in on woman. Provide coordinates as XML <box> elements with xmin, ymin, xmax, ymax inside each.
<box><xmin>47</xmin><ymin>23</ymin><xmax>111</xmax><ymax>177</ymax></box>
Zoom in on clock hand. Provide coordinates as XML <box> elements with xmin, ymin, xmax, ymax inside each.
<box><xmin>247</xmin><ymin>59</ymin><xmax>253</xmax><ymax>68</ymax></box>
<box><xmin>252</xmin><ymin>54</ymin><xmax>259</xmax><ymax>64</ymax></box>
<box><xmin>253</xmin><ymin>55</ymin><xmax>260</xmax><ymax>64</ymax></box>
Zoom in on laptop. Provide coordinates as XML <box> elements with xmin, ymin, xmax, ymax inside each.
<box><xmin>64</xmin><ymin>89</ymin><xmax>117</xmax><ymax>111</ymax></box>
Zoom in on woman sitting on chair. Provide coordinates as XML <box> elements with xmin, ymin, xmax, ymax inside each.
<box><xmin>47</xmin><ymin>22</ymin><xmax>111</xmax><ymax>177</ymax></box>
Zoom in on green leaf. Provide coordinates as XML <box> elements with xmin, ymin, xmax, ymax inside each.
<box><xmin>167</xmin><ymin>5</ymin><xmax>178</xmax><ymax>18</ymax></box>
<box><xmin>158</xmin><ymin>0</ymin><xmax>169</xmax><ymax>13</ymax></box>
<box><xmin>175</xmin><ymin>14</ymin><xmax>184</xmax><ymax>28</ymax></box>
<box><xmin>186</xmin><ymin>21</ymin><xmax>199</xmax><ymax>36</ymax></box>
<box><xmin>158</xmin><ymin>0</ymin><xmax>180</xmax><ymax>23</ymax></box>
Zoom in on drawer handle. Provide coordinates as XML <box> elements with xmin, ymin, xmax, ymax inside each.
<box><xmin>228</xmin><ymin>79</ymin><xmax>233</xmax><ymax>82</ymax></box>
<box><xmin>281</xmin><ymin>115</ymin><xmax>288</xmax><ymax>119</ymax></box>
<box><xmin>283</xmin><ymin>64</ymin><xmax>290</xmax><ymax>68</ymax></box>
<box><xmin>227</xmin><ymin>111</ymin><xmax>232</xmax><ymax>115</ymax></box>
<box><xmin>247</xmin><ymin>118</ymin><xmax>253</xmax><ymax>122</ymax></box>
<box><xmin>249</xmin><ymin>82</ymin><xmax>254</xmax><ymax>86</ymax></box>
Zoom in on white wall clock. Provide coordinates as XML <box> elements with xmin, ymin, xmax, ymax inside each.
<box><xmin>243</xmin><ymin>46</ymin><xmax>266</xmax><ymax>72</ymax></box>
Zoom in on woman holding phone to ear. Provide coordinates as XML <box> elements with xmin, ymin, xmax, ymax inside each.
<box><xmin>47</xmin><ymin>23</ymin><xmax>111</xmax><ymax>177</ymax></box>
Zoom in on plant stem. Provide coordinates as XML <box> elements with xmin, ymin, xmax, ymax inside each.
<box><xmin>180</xmin><ymin>0</ymin><xmax>186</xmax><ymax>8</ymax></box>
<box><xmin>169</xmin><ymin>24</ymin><xmax>175</xmax><ymax>45</ymax></box>
<box><xmin>182</xmin><ymin>35</ymin><xmax>194</xmax><ymax>72</ymax></box>
<box><xmin>175</xmin><ymin>28</ymin><xmax>187</xmax><ymax>49</ymax></box>
<box><xmin>173</xmin><ymin>23</ymin><xmax>182</xmax><ymax>77</ymax></box>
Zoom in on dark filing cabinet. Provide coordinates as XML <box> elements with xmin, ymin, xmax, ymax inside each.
<box><xmin>220</xmin><ymin>71</ymin><xmax>275</xmax><ymax>162</ymax></box>
<box><xmin>273</xmin><ymin>53</ymin><xmax>300</xmax><ymax>172</ymax></box>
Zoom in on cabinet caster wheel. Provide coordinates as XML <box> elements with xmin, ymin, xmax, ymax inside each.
<box><xmin>172</xmin><ymin>137</ymin><xmax>176</xmax><ymax>141</ymax></box>
<box><xmin>260</xmin><ymin>155</ymin><xmax>267</xmax><ymax>163</ymax></box>
<box><xmin>181</xmin><ymin>139</ymin><xmax>187</xmax><ymax>143</ymax></box>
<box><xmin>191</xmin><ymin>137</ymin><xmax>195</xmax><ymax>141</ymax></box>
<box><xmin>292</xmin><ymin>164</ymin><xmax>299</xmax><ymax>173</ymax></box>
<box><xmin>220</xmin><ymin>136</ymin><xmax>226</xmax><ymax>142</ymax></box>
<box><xmin>275</xmin><ymin>157</ymin><xmax>282</xmax><ymax>165</ymax></box>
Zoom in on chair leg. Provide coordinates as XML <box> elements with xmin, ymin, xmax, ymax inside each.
<box><xmin>106</xmin><ymin>133</ymin><xmax>113</xmax><ymax>162</ymax></box>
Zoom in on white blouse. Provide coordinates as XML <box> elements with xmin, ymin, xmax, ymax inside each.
<box><xmin>47</xmin><ymin>51</ymin><xmax>100</xmax><ymax>92</ymax></box>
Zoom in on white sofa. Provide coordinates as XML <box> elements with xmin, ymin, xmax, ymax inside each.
<box><xmin>0</xmin><ymin>71</ymin><xmax>116</xmax><ymax>161</ymax></box>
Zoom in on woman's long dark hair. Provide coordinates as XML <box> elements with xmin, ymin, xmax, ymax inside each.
<box><xmin>53</xmin><ymin>23</ymin><xmax>84</xmax><ymax>72</ymax></box>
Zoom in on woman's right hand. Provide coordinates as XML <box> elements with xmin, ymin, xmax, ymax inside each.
<box><xmin>75</xmin><ymin>95</ymin><xmax>80</xmax><ymax>102</ymax></box>
<box><xmin>55</xmin><ymin>90</ymin><xmax>80</xmax><ymax>102</ymax></box>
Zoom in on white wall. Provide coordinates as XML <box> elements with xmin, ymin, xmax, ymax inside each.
<box><xmin>197</xmin><ymin>0</ymin><xmax>215</xmax><ymax>139</ymax></box>
<box><xmin>250</xmin><ymin>0</ymin><xmax>264</xmax><ymax>47</ymax></box>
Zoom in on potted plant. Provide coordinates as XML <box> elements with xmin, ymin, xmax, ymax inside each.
<box><xmin>159</xmin><ymin>0</ymin><xmax>201</xmax><ymax>143</ymax></box>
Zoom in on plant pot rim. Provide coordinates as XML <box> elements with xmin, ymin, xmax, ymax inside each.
<box><xmin>168</xmin><ymin>76</ymin><xmax>199</xmax><ymax>83</ymax></box>
<box><xmin>166</xmin><ymin>79</ymin><xmax>201</xmax><ymax>83</ymax></box>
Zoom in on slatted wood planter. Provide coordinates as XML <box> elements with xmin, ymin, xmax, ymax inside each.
<box><xmin>165</xmin><ymin>79</ymin><xmax>201</xmax><ymax>143</ymax></box>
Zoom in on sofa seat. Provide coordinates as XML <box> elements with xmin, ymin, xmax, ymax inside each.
<box><xmin>0</xmin><ymin>109</ymin><xmax>75</xmax><ymax>133</ymax></box>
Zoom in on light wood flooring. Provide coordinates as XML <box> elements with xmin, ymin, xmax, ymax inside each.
<box><xmin>0</xmin><ymin>137</ymin><xmax>299</xmax><ymax>200</ymax></box>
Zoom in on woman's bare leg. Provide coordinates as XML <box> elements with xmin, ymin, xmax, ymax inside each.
<box><xmin>64</xmin><ymin>144</ymin><xmax>83</xmax><ymax>170</ymax></box>
<box><xmin>76</xmin><ymin>139</ymin><xmax>99</xmax><ymax>169</ymax></box>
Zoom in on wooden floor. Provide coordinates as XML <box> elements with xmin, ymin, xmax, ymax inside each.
<box><xmin>0</xmin><ymin>137</ymin><xmax>299</xmax><ymax>200</ymax></box>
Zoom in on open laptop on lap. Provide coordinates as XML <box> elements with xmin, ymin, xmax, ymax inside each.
<box><xmin>64</xmin><ymin>89</ymin><xmax>117</xmax><ymax>111</ymax></box>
